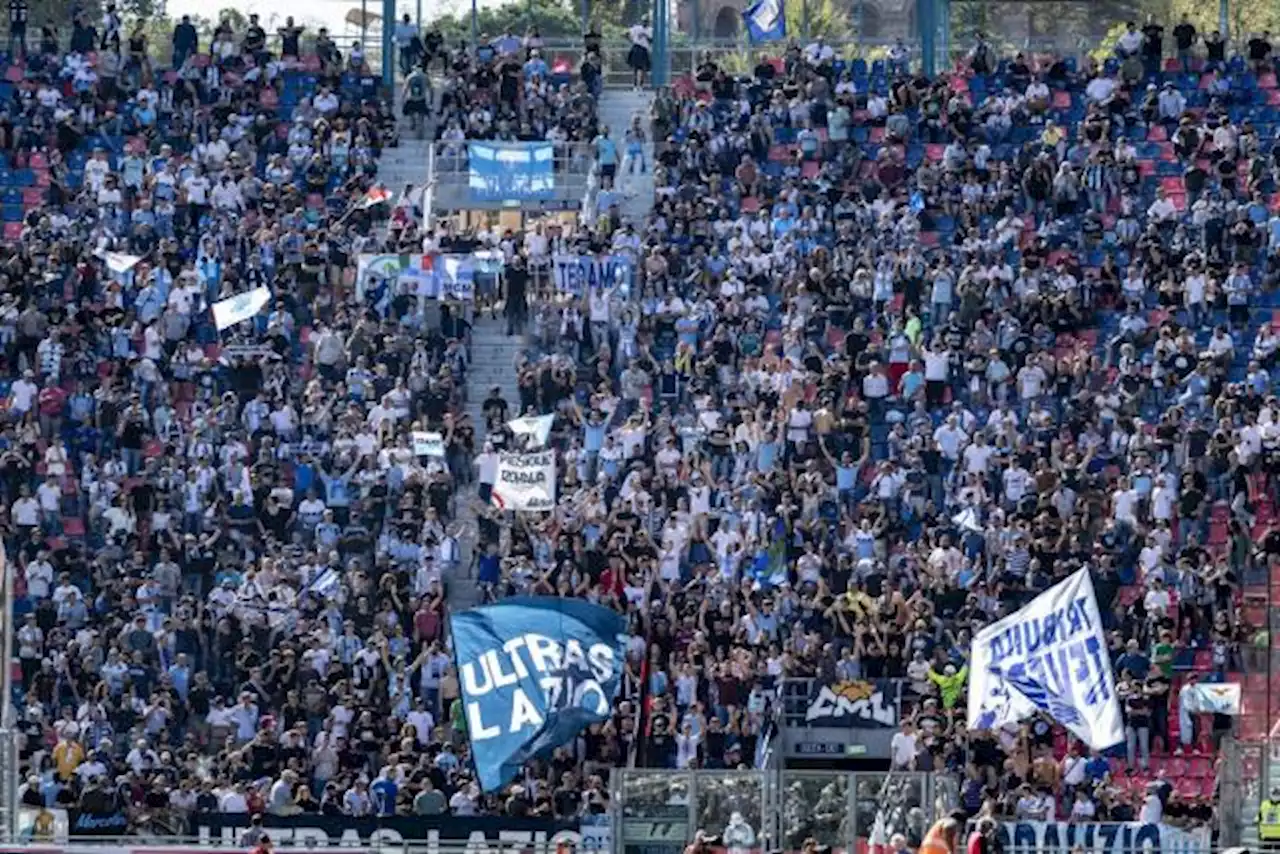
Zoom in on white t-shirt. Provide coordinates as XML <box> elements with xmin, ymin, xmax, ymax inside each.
<box><xmin>628</xmin><ymin>24</ymin><xmax>652</xmax><ymax>49</ymax></box>
<box><xmin>890</xmin><ymin>731</ymin><xmax>918</xmax><ymax>768</ymax></box>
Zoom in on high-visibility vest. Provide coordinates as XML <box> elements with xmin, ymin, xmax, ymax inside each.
<box><xmin>919</xmin><ymin>821</ymin><xmax>955</xmax><ymax>854</ymax></box>
<box><xmin>1260</xmin><ymin>799</ymin><xmax>1280</xmax><ymax>840</ymax></box>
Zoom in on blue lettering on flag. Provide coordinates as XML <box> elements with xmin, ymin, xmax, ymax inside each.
<box><xmin>452</xmin><ymin>597</ymin><xmax>628</xmax><ymax>792</ymax></box>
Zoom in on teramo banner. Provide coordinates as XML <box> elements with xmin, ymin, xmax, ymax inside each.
<box><xmin>192</xmin><ymin>813</ymin><xmax>583</xmax><ymax>849</ymax></box>
<box><xmin>492</xmin><ymin>451</ymin><xmax>556</xmax><ymax>511</ymax></box>
<box><xmin>453</xmin><ymin>597</ymin><xmax>629</xmax><ymax>791</ymax></box>
<box><xmin>553</xmin><ymin>253</ymin><xmax>636</xmax><ymax>295</ymax></box>
<box><xmin>469</xmin><ymin>142</ymin><xmax>554</xmax><ymax>201</ymax></box>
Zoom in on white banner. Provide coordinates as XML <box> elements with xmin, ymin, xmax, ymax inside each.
<box><xmin>1182</xmin><ymin>682</ymin><xmax>1241</xmax><ymax>715</ymax></box>
<box><xmin>508</xmin><ymin>414</ymin><xmax>555</xmax><ymax>447</ymax></box>
<box><xmin>968</xmin><ymin>567</ymin><xmax>1123</xmax><ymax>750</ymax></box>
<box><xmin>492</xmin><ymin>451</ymin><xmax>556</xmax><ymax>512</ymax></box>
<box><xmin>412</xmin><ymin>431</ymin><xmax>446</xmax><ymax>457</ymax></box>
<box><xmin>211</xmin><ymin>287</ymin><xmax>271</xmax><ymax>331</ymax></box>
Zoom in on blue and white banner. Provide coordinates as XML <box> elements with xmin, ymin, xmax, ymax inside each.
<box><xmin>469</xmin><ymin>142</ymin><xmax>555</xmax><ymax>202</ymax></box>
<box><xmin>743</xmin><ymin>0</ymin><xmax>786</xmax><ymax>42</ymax></box>
<box><xmin>988</xmin><ymin>822</ymin><xmax>1210</xmax><ymax>854</ymax></box>
<box><xmin>452</xmin><ymin>597</ymin><xmax>629</xmax><ymax>791</ymax></box>
<box><xmin>968</xmin><ymin>567</ymin><xmax>1123</xmax><ymax>750</ymax></box>
<box><xmin>1181</xmin><ymin>681</ymin><xmax>1241</xmax><ymax>715</ymax></box>
<box><xmin>211</xmin><ymin>287</ymin><xmax>271</xmax><ymax>331</ymax></box>
<box><xmin>553</xmin><ymin>254</ymin><xmax>635</xmax><ymax>295</ymax></box>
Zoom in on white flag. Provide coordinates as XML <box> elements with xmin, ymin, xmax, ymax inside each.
<box><xmin>507</xmin><ymin>414</ymin><xmax>555</xmax><ymax>447</ymax></box>
<box><xmin>211</xmin><ymin>287</ymin><xmax>271</xmax><ymax>331</ymax></box>
<box><xmin>100</xmin><ymin>251</ymin><xmax>142</xmax><ymax>275</ymax></box>
<box><xmin>1183</xmin><ymin>682</ymin><xmax>1241</xmax><ymax>715</ymax></box>
<box><xmin>967</xmin><ymin>567</ymin><xmax>1123</xmax><ymax>750</ymax></box>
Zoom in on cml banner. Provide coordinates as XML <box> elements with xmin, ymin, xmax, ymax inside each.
<box><xmin>796</xmin><ymin>679</ymin><xmax>901</xmax><ymax>728</ymax></box>
<box><xmin>492</xmin><ymin>451</ymin><xmax>556</xmax><ymax>511</ymax></box>
<box><xmin>193</xmin><ymin>814</ymin><xmax>583</xmax><ymax>849</ymax></box>
<box><xmin>990</xmin><ymin>821</ymin><xmax>1211</xmax><ymax>854</ymax></box>
<box><xmin>469</xmin><ymin>142</ymin><xmax>555</xmax><ymax>201</ymax></box>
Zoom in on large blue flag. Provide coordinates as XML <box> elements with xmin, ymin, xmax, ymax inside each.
<box><xmin>452</xmin><ymin>597</ymin><xmax>629</xmax><ymax>791</ymax></box>
<box><xmin>743</xmin><ymin>0</ymin><xmax>785</xmax><ymax>42</ymax></box>
<box><xmin>468</xmin><ymin>142</ymin><xmax>555</xmax><ymax>202</ymax></box>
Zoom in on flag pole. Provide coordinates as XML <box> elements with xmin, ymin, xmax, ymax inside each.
<box><xmin>0</xmin><ymin>545</ymin><xmax>16</xmax><ymax>842</ymax></box>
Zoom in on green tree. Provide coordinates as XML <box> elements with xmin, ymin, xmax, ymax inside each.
<box><xmin>788</xmin><ymin>0</ymin><xmax>855</xmax><ymax>41</ymax></box>
<box><xmin>431</xmin><ymin>0</ymin><xmax>590</xmax><ymax>43</ymax></box>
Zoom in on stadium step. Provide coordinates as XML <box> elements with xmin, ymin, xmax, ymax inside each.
<box><xmin>449</xmin><ymin>315</ymin><xmax>526</xmax><ymax>612</ymax></box>
<box><xmin>595</xmin><ymin>88</ymin><xmax>656</xmax><ymax>224</ymax></box>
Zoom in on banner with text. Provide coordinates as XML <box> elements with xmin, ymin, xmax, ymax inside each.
<box><xmin>469</xmin><ymin>142</ymin><xmax>555</xmax><ymax>202</ymax></box>
<box><xmin>355</xmin><ymin>254</ymin><xmax>491</xmax><ymax>305</ymax></box>
<box><xmin>795</xmin><ymin>679</ymin><xmax>901</xmax><ymax>728</ymax></box>
<box><xmin>192</xmin><ymin>813</ymin><xmax>582</xmax><ymax>849</ymax></box>
<box><xmin>492</xmin><ymin>451</ymin><xmax>556</xmax><ymax>512</ymax></box>
<box><xmin>453</xmin><ymin>597</ymin><xmax>629</xmax><ymax>791</ymax></box>
<box><xmin>553</xmin><ymin>254</ymin><xmax>636</xmax><ymax>295</ymax></box>
<box><xmin>988</xmin><ymin>821</ymin><xmax>1210</xmax><ymax>854</ymax></box>
<box><xmin>968</xmin><ymin>568</ymin><xmax>1123</xmax><ymax>750</ymax></box>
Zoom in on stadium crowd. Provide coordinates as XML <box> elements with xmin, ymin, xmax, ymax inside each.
<box><xmin>4</xmin><ymin>0</ymin><xmax>1279</xmax><ymax>846</ymax></box>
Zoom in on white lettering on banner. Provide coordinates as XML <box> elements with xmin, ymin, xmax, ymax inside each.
<box><xmin>805</xmin><ymin>683</ymin><xmax>896</xmax><ymax>725</ymax></box>
<box><xmin>992</xmin><ymin>821</ymin><xmax>1210</xmax><ymax>854</ymax></box>
<box><xmin>552</xmin><ymin>254</ymin><xmax>633</xmax><ymax>295</ymax></box>
<box><xmin>967</xmin><ymin>568</ymin><xmax>1123</xmax><ymax>751</ymax></box>
<box><xmin>491</xmin><ymin>452</ymin><xmax>556</xmax><ymax>512</ymax></box>
<box><xmin>188</xmin><ymin>829</ymin><xmax>584</xmax><ymax>853</ymax></box>
<box><xmin>460</xmin><ymin>633</ymin><xmax>619</xmax><ymax>739</ymax></box>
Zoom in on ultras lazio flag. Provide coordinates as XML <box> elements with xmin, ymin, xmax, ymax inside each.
<box><xmin>452</xmin><ymin>597</ymin><xmax>629</xmax><ymax>791</ymax></box>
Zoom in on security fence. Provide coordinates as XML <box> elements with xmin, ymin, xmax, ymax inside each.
<box><xmin>612</xmin><ymin>769</ymin><xmax>948</xmax><ymax>854</ymax></box>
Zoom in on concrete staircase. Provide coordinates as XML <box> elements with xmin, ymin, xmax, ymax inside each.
<box><xmin>595</xmin><ymin>88</ymin><xmax>656</xmax><ymax>224</ymax></box>
<box><xmin>447</xmin><ymin>315</ymin><xmax>526</xmax><ymax>613</ymax></box>
<box><xmin>376</xmin><ymin>84</ymin><xmax>436</xmax><ymax>220</ymax></box>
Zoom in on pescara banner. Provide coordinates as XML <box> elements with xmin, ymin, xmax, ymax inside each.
<box><xmin>801</xmin><ymin>679</ymin><xmax>901</xmax><ymax>728</ymax></box>
<box><xmin>452</xmin><ymin>597</ymin><xmax>629</xmax><ymax>791</ymax></box>
<box><xmin>553</xmin><ymin>254</ymin><xmax>636</xmax><ymax>295</ymax></box>
<box><xmin>492</xmin><ymin>451</ymin><xmax>556</xmax><ymax>511</ymax></box>
<box><xmin>192</xmin><ymin>814</ymin><xmax>583</xmax><ymax>851</ymax></box>
<box><xmin>968</xmin><ymin>567</ymin><xmax>1123</xmax><ymax>750</ymax></box>
<box><xmin>469</xmin><ymin>142</ymin><xmax>554</xmax><ymax>202</ymax></box>
<box><xmin>986</xmin><ymin>821</ymin><xmax>1210</xmax><ymax>854</ymax></box>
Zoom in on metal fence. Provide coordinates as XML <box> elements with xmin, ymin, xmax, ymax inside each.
<box><xmin>613</xmin><ymin>769</ymin><xmax>946</xmax><ymax>854</ymax></box>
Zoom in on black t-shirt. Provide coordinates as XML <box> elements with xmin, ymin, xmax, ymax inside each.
<box><xmin>1142</xmin><ymin>24</ymin><xmax>1164</xmax><ymax>57</ymax></box>
<box><xmin>1250</xmin><ymin>38</ymin><xmax>1272</xmax><ymax>61</ymax></box>
<box><xmin>1173</xmin><ymin>23</ymin><xmax>1196</xmax><ymax>50</ymax></box>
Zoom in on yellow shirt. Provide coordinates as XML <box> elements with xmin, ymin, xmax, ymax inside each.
<box><xmin>53</xmin><ymin>740</ymin><xmax>84</xmax><ymax>780</ymax></box>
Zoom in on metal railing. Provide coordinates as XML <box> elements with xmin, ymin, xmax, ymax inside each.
<box><xmin>613</xmin><ymin>769</ymin><xmax>945</xmax><ymax>853</ymax></box>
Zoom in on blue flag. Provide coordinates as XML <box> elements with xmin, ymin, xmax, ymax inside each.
<box><xmin>743</xmin><ymin>0</ymin><xmax>785</xmax><ymax>42</ymax></box>
<box><xmin>452</xmin><ymin>597</ymin><xmax>629</xmax><ymax>791</ymax></box>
